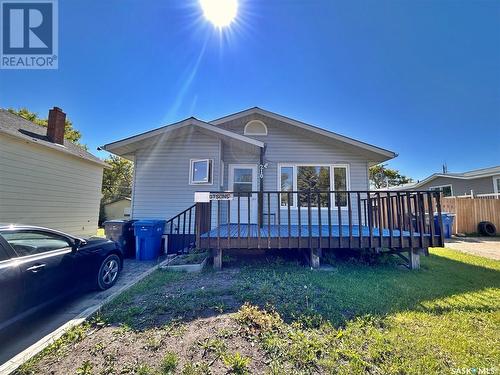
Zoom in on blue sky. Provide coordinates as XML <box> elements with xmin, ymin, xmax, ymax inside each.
<box><xmin>0</xmin><ymin>0</ymin><xmax>499</xmax><ymax>180</ymax></box>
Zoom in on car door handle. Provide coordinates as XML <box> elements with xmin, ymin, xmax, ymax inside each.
<box><xmin>26</xmin><ymin>264</ymin><xmax>46</xmax><ymax>273</ymax></box>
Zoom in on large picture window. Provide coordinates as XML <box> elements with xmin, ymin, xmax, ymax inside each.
<box><xmin>297</xmin><ymin>166</ymin><xmax>330</xmax><ymax>207</ymax></box>
<box><xmin>333</xmin><ymin>166</ymin><xmax>348</xmax><ymax>207</ymax></box>
<box><xmin>278</xmin><ymin>164</ymin><xmax>350</xmax><ymax>208</ymax></box>
<box><xmin>280</xmin><ymin>166</ymin><xmax>294</xmax><ymax>206</ymax></box>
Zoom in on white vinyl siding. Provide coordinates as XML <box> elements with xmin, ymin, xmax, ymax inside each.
<box><xmin>0</xmin><ymin>135</ymin><xmax>103</xmax><ymax>237</ymax></box>
<box><xmin>132</xmin><ymin>130</ymin><xmax>220</xmax><ymax>223</ymax></box>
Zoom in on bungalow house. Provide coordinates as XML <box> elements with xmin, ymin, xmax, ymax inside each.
<box><xmin>102</xmin><ymin>107</ymin><xmax>444</xmax><ymax>269</ymax></box>
<box><xmin>384</xmin><ymin>165</ymin><xmax>500</xmax><ymax>197</ymax></box>
<box><xmin>0</xmin><ymin>107</ymin><xmax>107</xmax><ymax>237</ymax></box>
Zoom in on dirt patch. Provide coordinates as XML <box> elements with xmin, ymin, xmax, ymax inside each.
<box><xmin>98</xmin><ymin>268</ymin><xmax>245</xmax><ymax>331</ymax></box>
<box><xmin>28</xmin><ymin>314</ymin><xmax>268</xmax><ymax>374</ymax></box>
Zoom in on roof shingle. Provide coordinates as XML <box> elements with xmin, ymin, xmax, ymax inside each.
<box><xmin>0</xmin><ymin>109</ymin><xmax>106</xmax><ymax>167</ymax></box>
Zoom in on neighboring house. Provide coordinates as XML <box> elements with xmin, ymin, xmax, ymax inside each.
<box><xmin>384</xmin><ymin>166</ymin><xmax>500</xmax><ymax>197</ymax></box>
<box><xmin>103</xmin><ymin>197</ymin><xmax>131</xmax><ymax>220</ymax></box>
<box><xmin>102</xmin><ymin>107</ymin><xmax>396</xmax><ymax>225</ymax></box>
<box><xmin>0</xmin><ymin>107</ymin><xmax>107</xmax><ymax>237</ymax></box>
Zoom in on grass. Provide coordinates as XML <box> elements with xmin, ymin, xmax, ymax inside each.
<box><xmin>15</xmin><ymin>248</ymin><xmax>500</xmax><ymax>374</ymax></box>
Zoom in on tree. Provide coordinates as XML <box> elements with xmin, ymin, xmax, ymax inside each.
<box><xmin>7</xmin><ymin>107</ymin><xmax>85</xmax><ymax>147</ymax></box>
<box><xmin>101</xmin><ymin>155</ymin><xmax>133</xmax><ymax>203</ymax></box>
<box><xmin>369</xmin><ymin>164</ymin><xmax>413</xmax><ymax>189</ymax></box>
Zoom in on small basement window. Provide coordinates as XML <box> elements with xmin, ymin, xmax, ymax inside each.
<box><xmin>190</xmin><ymin>159</ymin><xmax>213</xmax><ymax>184</ymax></box>
<box><xmin>244</xmin><ymin>120</ymin><xmax>267</xmax><ymax>136</ymax></box>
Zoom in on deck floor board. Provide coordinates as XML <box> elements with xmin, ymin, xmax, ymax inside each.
<box><xmin>201</xmin><ymin>224</ymin><xmax>426</xmax><ymax>238</ymax></box>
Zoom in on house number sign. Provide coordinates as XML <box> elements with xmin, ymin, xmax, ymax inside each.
<box><xmin>209</xmin><ymin>192</ymin><xmax>233</xmax><ymax>200</ymax></box>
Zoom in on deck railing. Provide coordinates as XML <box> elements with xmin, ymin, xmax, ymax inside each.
<box><xmin>195</xmin><ymin>190</ymin><xmax>444</xmax><ymax>251</ymax></box>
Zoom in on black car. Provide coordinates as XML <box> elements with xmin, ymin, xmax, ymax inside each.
<box><xmin>0</xmin><ymin>225</ymin><xmax>123</xmax><ymax>331</ymax></box>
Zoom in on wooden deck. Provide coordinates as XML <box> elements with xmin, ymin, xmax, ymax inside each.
<box><xmin>198</xmin><ymin>223</ymin><xmax>438</xmax><ymax>250</ymax></box>
<box><xmin>202</xmin><ymin>223</ymin><xmax>425</xmax><ymax>238</ymax></box>
<box><xmin>164</xmin><ymin>190</ymin><xmax>445</xmax><ymax>269</ymax></box>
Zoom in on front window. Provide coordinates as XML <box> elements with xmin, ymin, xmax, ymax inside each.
<box><xmin>232</xmin><ymin>168</ymin><xmax>253</xmax><ymax>196</ymax></box>
<box><xmin>280</xmin><ymin>166</ymin><xmax>294</xmax><ymax>206</ymax></box>
<box><xmin>297</xmin><ymin>166</ymin><xmax>330</xmax><ymax>207</ymax></box>
<box><xmin>429</xmin><ymin>185</ymin><xmax>453</xmax><ymax>197</ymax></box>
<box><xmin>190</xmin><ymin>159</ymin><xmax>213</xmax><ymax>184</ymax></box>
<box><xmin>333</xmin><ymin>166</ymin><xmax>348</xmax><ymax>207</ymax></box>
<box><xmin>278</xmin><ymin>164</ymin><xmax>350</xmax><ymax>208</ymax></box>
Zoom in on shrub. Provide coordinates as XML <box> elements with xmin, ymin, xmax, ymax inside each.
<box><xmin>235</xmin><ymin>303</ymin><xmax>283</xmax><ymax>336</ymax></box>
<box><xmin>160</xmin><ymin>351</ymin><xmax>179</xmax><ymax>374</ymax></box>
<box><xmin>223</xmin><ymin>352</ymin><xmax>250</xmax><ymax>374</ymax></box>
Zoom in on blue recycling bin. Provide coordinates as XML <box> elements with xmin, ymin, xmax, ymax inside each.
<box><xmin>133</xmin><ymin>220</ymin><xmax>166</xmax><ymax>260</ymax></box>
<box><xmin>434</xmin><ymin>213</ymin><xmax>455</xmax><ymax>239</ymax></box>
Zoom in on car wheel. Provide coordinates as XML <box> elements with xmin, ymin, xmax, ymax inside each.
<box><xmin>97</xmin><ymin>254</ymin><xmax>121</xmax><ymax>290</ymax></box>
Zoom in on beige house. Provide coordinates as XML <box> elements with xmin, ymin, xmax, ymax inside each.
<box><xmin>0</xmin><ymin>107</ymin><xmax>107</xmax><ymax>237</ymax></box>
<box><xmin>103</xmin><ymin>197</ymin><xmax>131</xmax><ymax>220</ymax></box>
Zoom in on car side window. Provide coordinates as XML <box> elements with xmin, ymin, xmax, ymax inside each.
<box><xmin>0</xmin><ymin>231</ymin><xmax>72</xmax><ymax>257</ymax></box>
<box><xmin>0</xmin><ymin>244</ymin><xmax>9</xmax><ymax>261</ymax></box>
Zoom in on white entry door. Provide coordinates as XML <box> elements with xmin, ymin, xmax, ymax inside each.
<box><xmin>228</xmin><ymin>164</ymin><xmax>258</xmax><ymax>223</ymax></box>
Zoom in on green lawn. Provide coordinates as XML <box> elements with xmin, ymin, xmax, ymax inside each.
<box><xmin>17</xmin><ymin>248</ymin><xmax>500</xmax><ymax>374</ymax></box>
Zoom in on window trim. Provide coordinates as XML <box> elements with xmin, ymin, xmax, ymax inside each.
<box><xmin>228</xmin><ymin>164</ymin><xmax>258</xmax><ymax>192</ymax></box>
<box><xmin>220</xmin><ymin>160</ymin><xmax>225</xmax><ymax>188</ymax></box>
<box><xmin>244</xmin><ymin>120</ymin><xmax>268</xmax><ymax>136</ymax></box>
<box><xmin>332</xmin><ymin>164</ymin><xmax>351</xmax><ymax>208</ymax></box>
<box><xmin>428</xmin><ymin>184</ymin><xmax>453</xmax><ymax>197</ymax></box>
<box><xmin>189</xmin><ymin>159</ymin><xmax>213</xmax><ymax>185</ymax></box>
<box><xmin>493</xmin><ymin>176</ymin><xmax>500</xmax><ymax>194</ymax></box>
<box><xmin>277</xmin><ymin>163</ymin><xmax>351</xmax><ymax>209</ymax></box>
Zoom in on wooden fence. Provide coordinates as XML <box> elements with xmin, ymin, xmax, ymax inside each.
<box><xmin>442</xmin><ymin>196</ymin><xmax>500</xmax><ymax>234</ymax></box>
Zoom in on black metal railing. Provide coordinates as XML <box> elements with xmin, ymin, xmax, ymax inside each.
<box><xmin>195</xmin><ymin>190</ymin><xmax>444</xmax><ymax>251</ymax></box>
<box><xmin>165</xmin><ymin>204</ymin><xmax>196</xmax><ymax>254</ymax></box>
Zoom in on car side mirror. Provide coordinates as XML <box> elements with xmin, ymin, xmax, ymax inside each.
<box><xmin>73</xmin><ymin>238</ymin><xmax>87</xmax><ymax>250</ymax></box>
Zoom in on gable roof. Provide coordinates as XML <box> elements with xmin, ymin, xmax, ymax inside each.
<box><xmin>210</xmin><ymin>107</ymin><xmax>397</xmax><ymax>161</ymax></box>
<box><xmin>0</xmin><ymin>109</ymin><xmax>106</xmax><ymax>167</ymax></box>
<box><xmin>416</xmin><ymin>165</ymin><xmax>500</xmax><ymax>186</ymax></box>
<box><xmin>382</xmin><ymin>165</ymin><xmax>500</xmax><ymax>191</ymax></box>
<box><xmin>101</xmin><ymin>117</ymin><xmax>264</xmax><ymax>159</ymax></box>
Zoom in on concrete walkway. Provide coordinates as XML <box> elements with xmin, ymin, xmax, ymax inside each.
<box><xmin>445</xmin><ymin>237</ymin><xmax>500</xmax><ymax>260</ymax></box>
<box><xmin>0</xmin><ymin>258</ymin><xmax>166</xmax><ymax>374</ymax></box>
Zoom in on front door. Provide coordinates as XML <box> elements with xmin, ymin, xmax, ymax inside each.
<box><xmin>229</xmin><ymin>164</ymin><xmax>258</xmax><ymax>223</ymax></box>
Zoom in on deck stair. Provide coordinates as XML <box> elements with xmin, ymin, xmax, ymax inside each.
<box><xmin>164</xmin><ymin>204</ymin><xmax>196</xmax><ymax>254</ymax></box>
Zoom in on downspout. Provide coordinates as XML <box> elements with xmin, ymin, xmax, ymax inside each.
<box><xmin>259</xmin><ymin>145</ymin><xmax>266</xmax><ymax>228</ymax></box>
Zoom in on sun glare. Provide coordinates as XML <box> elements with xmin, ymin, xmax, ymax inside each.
<box><xmin>199</xmin><ymin>0</ymin><xmax>238</xmax><ymax>28</ymax></box>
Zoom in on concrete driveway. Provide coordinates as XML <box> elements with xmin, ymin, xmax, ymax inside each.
<box><xmin>445</xmin><ymin>237</ymin><xmax>500</xmax><ymax>260</ymax></box>
<box><xmin>0</xmin><ymin>258</ymin><xmax>166</xmax><ymax>374</ymax></box>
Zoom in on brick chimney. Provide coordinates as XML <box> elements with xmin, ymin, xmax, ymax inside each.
<box><xmin>47</xmin><ymin>107</ymin><xmax>66</xmax><ymax>145</ymax></box>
